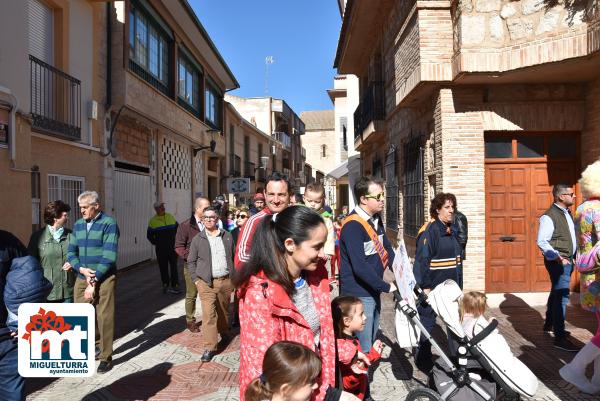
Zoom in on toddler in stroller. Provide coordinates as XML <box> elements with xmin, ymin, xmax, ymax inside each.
<box><xmin>396</xmin><ymin>280</ymin><xmax>538</xmax><ymax>401</ymax></box>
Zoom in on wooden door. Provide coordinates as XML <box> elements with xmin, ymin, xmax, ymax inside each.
<box><xmin>486</xmin><ymin>165</ymin><xmax>531</xmax><ymax>292</ymax></box>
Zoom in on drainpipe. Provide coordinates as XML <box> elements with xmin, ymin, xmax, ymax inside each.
<box><xmin>0</xmin><ymin>85</ymin><xmax>23</xmax><ymax>170</ymax></box>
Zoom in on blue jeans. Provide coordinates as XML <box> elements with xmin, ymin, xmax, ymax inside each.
<box><xmin>0</xmin><ymin>337</ymin><xmax>24</xmax><ymax>401</ymax></box>
<box><xmin>544</xmin><ymin>258</ymin><xmax>572</xmax><ymax>338</ymax></box>
<box><xmin>356</xmin><ymin>296</ymin><xmax>380</xmax><ymax>353</ymax></box>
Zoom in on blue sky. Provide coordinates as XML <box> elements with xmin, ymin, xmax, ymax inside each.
<box><xmin>190</xmin><ymin>0</ymin><xmax>341</xmax><ymax>113</ymax></box>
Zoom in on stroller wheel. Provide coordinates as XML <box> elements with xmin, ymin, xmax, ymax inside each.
<box><xmin>405</xmin><ymin>387</ymin><xmax>442</xmax><ymax>401</ymax></box>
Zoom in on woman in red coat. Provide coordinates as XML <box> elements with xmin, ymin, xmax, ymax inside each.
<box><xmin>233</xmin><ymin>206</ymin><xmax>360</xmax><ymax>401</ymax></box>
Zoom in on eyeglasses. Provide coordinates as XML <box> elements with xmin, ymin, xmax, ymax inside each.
<box><xmin>203</xmin><ymin>216</ymin><xmax>218</xmax><ymax>221</ymax></box>
<box><xmin>364</xmin><ymin>192</ymin><xmax>385</xmax><ymax>201</ymax></box>
<box><xmin>238</xmin><ymin>214</ymin><xmax>248</xmax><ymax>218</ymax></box>
<box><xmin>561</xmin><ymin>192</ymin><xmax>575</xmax><ymax>197</ymax></box>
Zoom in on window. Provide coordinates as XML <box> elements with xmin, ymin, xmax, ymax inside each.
<box><xmin>229</xmin><ymin>124</ymin><xmax>235</xmax><ymax>175</ymax></box>
<box><xmin>403</xmin><ymin>138</ymin><xmax>424</xmax><ymax>237</ymax></box>
<box><xmin>129</xmin><ymin>4</ymin><xmax>170</xmax><ymax>94</ymax></box>
<box><xmin>48</xmin><ymin>174</ymin><xmax>85</xmax><ymax>229</ymax></box>
<box><xmin>385</xmin><ymin>147</ymin><xmax>398</xmax><ymax>230</ymax></box>
<box><xmin>177</xmin><ymin>54</ymin><xmax>200</xmax><ymax>114</ymax></box>
<box><xmin>205</xmin><ymin>82</ymin><xmax>221</xmax><ymax>128</ymax></box>
<box><xmin>321</xmin><ymin>144</ymin><xmax>327</xmax><ymax>158</ymax></box>
<box><xmin>340</xmin><ymin>117</ymin><xmax>348</xmax><ymax>151</ymax></box>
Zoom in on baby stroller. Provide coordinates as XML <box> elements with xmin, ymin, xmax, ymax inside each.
<box><xmin>394</xmin><ymin>280</ymin><xmax>539</xmax><ymax>401</ymax></box>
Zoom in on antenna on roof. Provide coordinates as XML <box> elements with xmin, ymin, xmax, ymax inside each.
<box><xmin>265</xmin><ymin>56</ymin><xmax>274</xmax><ymax>96</ymax></box>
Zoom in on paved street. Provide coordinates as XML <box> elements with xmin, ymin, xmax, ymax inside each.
<box><xmin>26</xmin><ymin>261</ymin><xmax>599</xmax><ymax>401</ymax></box>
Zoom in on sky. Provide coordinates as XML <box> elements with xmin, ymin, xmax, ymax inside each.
<box><xmin>189</xmin><ymin>0</ymin><xmax>341</xmax><ymax>113</ymax></box>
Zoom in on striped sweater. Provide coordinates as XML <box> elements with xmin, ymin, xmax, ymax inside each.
<box><xmin>67</xmin><ymin>212</ymin><xmax>120</xmax><ymax>281</ymax></box>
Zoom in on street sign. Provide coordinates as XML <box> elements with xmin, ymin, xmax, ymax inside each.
<box><xmin>226</xmin><ymin>177</ymin><xmax>251</xmax><ymax>194</ymax></box>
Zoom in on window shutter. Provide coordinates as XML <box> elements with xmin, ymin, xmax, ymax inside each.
<box><xmin>28</xmin><ymin>0</ymin><xmax>53</xmax><ymax>64</ymax></box>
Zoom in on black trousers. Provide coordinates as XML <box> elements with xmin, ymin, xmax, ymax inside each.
<box><xmin>156</xmin><ymin>246</ymin><xmax>179</xmax><ymax>287</ymax></box>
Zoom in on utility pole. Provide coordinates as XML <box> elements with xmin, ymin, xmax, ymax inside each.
<box><xmin>265</xmin><ymin>56</ymin><xmax>274</xmax><ymax>96</ymax></box>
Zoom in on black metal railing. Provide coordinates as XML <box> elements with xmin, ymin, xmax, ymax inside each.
<box><xmin>354</xmin><ymin>81</ymin><xmax>385</xmax><ymax>140</ymax></box>
<box><xmin>245</xmin><ymin>161</ymin><xmax>255</xmax><ymax>180</ymax></box>
<box><xmin>129</xmin><ymin>59</ymin><xmax>170</xmax><ymax>97</ymax></box>
<box><xmin>30</xmin><ymin>55</ymin><xmax>81</xmax><ymax>140</ymax></box>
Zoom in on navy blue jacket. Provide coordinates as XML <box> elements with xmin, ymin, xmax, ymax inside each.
<box><xmin>339</xmin><ymin>211</ymin><xmax>395</xmax><ymax>299</ymax></box>
<box><xmin>413</xmin><ymin>219</ymin><xmax>463</xmax><ymax>290</ymax></box>
<box><xmin>0</xmin><ymin>231</ymin><xmax>28</xmax><ymax>339</ymax></box>
<box><xmin>4</xmin><ymin>256</ymin><xmax>53</xmax><ymax>330</ymax></box>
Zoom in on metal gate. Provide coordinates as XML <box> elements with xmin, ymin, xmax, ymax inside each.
<box><xmin>114</xmin><ymin>170</ymin><xmax>153</xmax><ymax>269</ymax></box>
<box><xmin>162</xmin><ymin>137</ymin><xmax>193</xmax><ymax>223</ymax></box>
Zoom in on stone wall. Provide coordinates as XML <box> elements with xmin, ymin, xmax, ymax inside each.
<box><xmin>302</xmin><ymin>129</ymin><xmax>338</xmax><ymax>174</ymax></box>
<box><xmin>454</xmin><ymin>0</ymin><xmax>600</xmax><ymax>73</ymax></box>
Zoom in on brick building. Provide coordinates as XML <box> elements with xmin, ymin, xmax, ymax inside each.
<box><xmin>104</xmin><ymin>0</ymin><xmax>238</xmax><ymax>267</ymax></box>
<box><xmin>225</xmin><ymin>94</ymin><xmax>306</xmax><ymax>189</ymax></box>
<box><xmin>224</xmin><ymin>101</ymin><xmax>287</xmax><ymax>206</ymax></box>
<box><xmin>335</xmin><ymin>0</ymin><xmax>600</xmax><ymax>292</ymax></box>
<box><xmin>0</xmin><ymin>0</ymin><xmax>106</xmax><ymax>243</ymax></box>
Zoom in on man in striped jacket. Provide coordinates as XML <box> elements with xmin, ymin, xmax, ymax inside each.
<box><xmin>68</xmin><ymin>191</ymin><xmax>119</xmax><ymax>373</ymax></box>
<box><xmin>234</xmin><ymin>172</ymin><xmax>290</xmax><ymax>270</ymax></box>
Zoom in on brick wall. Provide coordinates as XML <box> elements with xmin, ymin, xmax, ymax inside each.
<box><xmin>436</xmin><ymin>88</ymin><xmax>486</xmax><ymax>291</ymax></box>
<box><xmin>114</xmin><ymin>117</ymin><xmax>151</xmax><ymax>166</ymax></box>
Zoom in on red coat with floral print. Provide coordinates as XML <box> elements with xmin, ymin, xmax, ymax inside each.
<box><xmin>336</xmin><ymin>335</ymin><xmax>381</xmax><ymax>399</ymax></box>
<box><xmin>237</xmin><ymin>264</ymin><xmax>336</xmax><ymax>401</ymax></box>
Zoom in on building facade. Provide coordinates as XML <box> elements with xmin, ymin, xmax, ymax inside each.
<box><xmin>335</xmin><ymin>0</ymin><xmax>600</xmax><ymax>292</ymax></box>
<box><xmin>0</xmin><ymin>0</ymin><xmax>237</xmax><ymax>269</ymax></box>
<box><xmin>326</xmin><ymin>74</ymin><xmax>361</xmax><ymax>214</ymax></box>
<box><xmin>225</xmin><ymin>94</ymin><xmax>306</xmax><ymax>190</ymax></box>
<box><xmin>300</xmin><ymin>110</ymin><xmax>337</xmax><ymax>206</ymax></box>
<box><xmin>224</xmin><ymin>101</ymin><xmax>285</xmax><ymax>206</ymax></box>
<box><xmin>1</xmin><ymin>0</ymin><xmax>105</xmax><ymax>243</ymax></box>
<box><xmin>104</xmin><ymin>0</ymin><xmax>238</xmax><ymax>267</ymax></box>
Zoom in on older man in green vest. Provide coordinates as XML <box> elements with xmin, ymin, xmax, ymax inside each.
<box><xmin>537</xmin><ymin>183</ymin><xmax>579</xmax><ymax>352</ymax></box>
<box><xmin>148</xmin><ymin>201</ymin><xmax>180</xmax><ymax>294</ymax></box>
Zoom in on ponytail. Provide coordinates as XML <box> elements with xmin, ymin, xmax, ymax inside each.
<box><xmin>244</xmin><ymin>376</ymin><xmax>273</xmax><ymax>401</ymax></box>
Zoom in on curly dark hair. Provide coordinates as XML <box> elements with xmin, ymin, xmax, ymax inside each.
<box><xmin>44</xmin><ymin>200</ymin><xmax>71</xmax><ymax>225</ymax></box>
<box><xmin>429</xmin><ymin>193</ymin><xmax>455</xmax><ymax>220</ymax></box>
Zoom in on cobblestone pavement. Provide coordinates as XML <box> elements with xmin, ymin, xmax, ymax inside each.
<box><xmin>26</xmin><ymin>263</ymin><xmax>599</xmax><ymax>401</ymax></box>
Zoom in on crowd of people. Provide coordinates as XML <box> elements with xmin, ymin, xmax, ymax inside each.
<box><xmin>1</xmin><ymin>160</ymin><xmax>600</xmax><ymax>400</ymax></box>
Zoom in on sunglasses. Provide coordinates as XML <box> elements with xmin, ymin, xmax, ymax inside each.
<box><xmin>203</xmin><ymin>216</ymin><xmax>218</xmax><ymax>220</ymax></box>
<box><xmin>364</xmin><ymin>192</ymin><xmax>385</xmax><ymax>201</ymax></box>
<box><xmin>238</xmin><ymin>214</ymin><xmax>248</xmax><ymax>218</ymax></box>
<box><xmin>561</xmin><ymin>192</ymin><xmax>575</xmax><ymax>197</ymax></box>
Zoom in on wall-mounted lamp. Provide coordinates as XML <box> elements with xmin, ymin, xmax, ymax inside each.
<box><xmin>193</xmin><ymin>128</ymin><xmax>220</xmax><ymax>156</ymax></box>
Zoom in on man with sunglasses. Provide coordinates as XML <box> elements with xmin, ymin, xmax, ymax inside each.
<box><xmin>537</xmin><ymin>184</ymin><xmax>579</xmax><ymax>352</ymax></box>
<box><xmin>339</xmin><ymin>176</ymin><xmax>396</xmax><ymax>357</ymax></box>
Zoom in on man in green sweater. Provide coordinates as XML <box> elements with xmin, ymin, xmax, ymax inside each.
<box><xmin>68</xmin><ymin>190</ymin><xmax>120</xmax><ymax>373</ymax></box>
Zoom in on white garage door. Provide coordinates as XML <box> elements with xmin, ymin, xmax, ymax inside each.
<box><xmin>161</xmin><ymin>137</ymin><xmax>192</xmax><ymax>223</ymax></box>
<box><xmin>113</xmin><ymin>170</ymin><xmax>154</xmax><ymax>269</ymax></box>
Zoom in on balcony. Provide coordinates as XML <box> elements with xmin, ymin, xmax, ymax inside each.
<box><xmin>30</xmin><ymin>55</ymin><xmax>81</xmax><ymax>140</ymax></box>
<box><xmin>354</xmin><ymin>81</ymin><xmax>385</xmax><ymax>150</ymax></box>
<box><xmin>272</xmin><ymin>131</ymin><xmax>291</xmax><ymax>149</ymax></box>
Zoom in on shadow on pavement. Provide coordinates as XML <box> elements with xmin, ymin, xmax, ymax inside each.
<box><xmin>112</xmin><ymin>316</ymin><xmax>186</xmax><ymax>366</ymax></box>
<box><xmin>82</xmin><ymin>362</ymin><xmax>173</xmax><ymax>401</ymax></box>
<box><xmin>498</xmin><ymin>293</ymin><xmax>588</xmax><ymax>399</ymax></box>
<box><xmin>25</xmin><ymin>261</ymin><xmax>189</xmax><ymax>397</ymax></box>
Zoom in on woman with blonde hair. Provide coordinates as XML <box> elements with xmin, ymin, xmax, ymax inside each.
<box><xmin>559</xmin><ymin>160</ymin><xmax>600</xmax><ymax>394</ymax></box>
